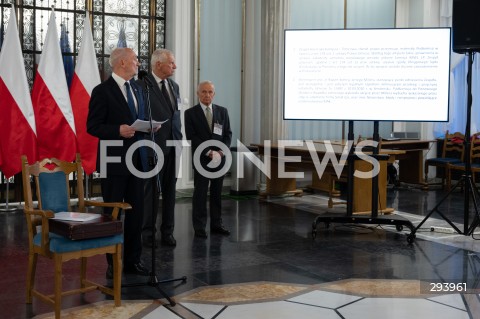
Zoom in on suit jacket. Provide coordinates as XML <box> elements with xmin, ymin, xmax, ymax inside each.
<box><xmin>136</xmin><ymin>74</ymin><xmax>182</xmax><ymax>158</ymax></box>
<box><xmin>184</xmin><ymin>103</ymin><xmax>232</xmax><ymax>172</ymax></box>
<box><xmin>87</xmin><ymin>76</ymin><xmax>147</xmax><ymax>175</ymax></box>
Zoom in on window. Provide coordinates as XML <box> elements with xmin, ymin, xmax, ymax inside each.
<box><xmin>0</xmin><ymin>0</ymin><xmax>166</xmax><ymax>86</ymax></box>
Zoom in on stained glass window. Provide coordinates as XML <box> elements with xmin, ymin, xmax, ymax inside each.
<box><xmin>0</xmin><ymin>0</ymin><xmax>166</xmax><ymax>86</ymax></box>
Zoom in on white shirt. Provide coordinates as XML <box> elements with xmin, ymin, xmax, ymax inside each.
<box><xmin>112</xmin><ymin>72</ymin><xmax>137</xmax><ymax>111</ymax></box>
<box><xmin>200</xmin><ymin>102</ymin><xmax>213</xmax><ymax>117</ymax></box>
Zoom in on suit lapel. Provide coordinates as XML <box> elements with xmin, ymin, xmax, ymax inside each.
<box><xmin>149</xmin><ymin>74</ymin><xmax>174</xmax><ymax>114</ymax></box>
<box><xmin>212</xmin><ymin>104</ymin><xmax>217</xmax><ymax>124</ymax></box>
<box><xmin>166</xmin><ymin>80</ymin><xmax>178</xmax><ymax>111</ymax></box>
<box><xmin>195</xmin><ymin>104</ymin><xmax>211</xmax><ymax>133</ymax></box>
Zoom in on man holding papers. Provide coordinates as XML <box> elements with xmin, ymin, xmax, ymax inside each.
<box><xmin>87</xmin><ymin>47</ymin><xmax>149</xmax><ymax>279</ymax></box>
<box><xmin>137</xmin><ymin>49</ymin><xmax>182</xmax><ymax>247</ymax></box>
<box><xmin>131</xmin><ymin>118</ymin><xmax>168</xmax><ymax>132</ymax></box>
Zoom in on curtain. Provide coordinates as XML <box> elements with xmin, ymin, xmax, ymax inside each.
<box><xmin>198</xmin><ymin>0</ymin><xmax>243</xmax><ymax>145</ymax></box>
<box><xmin>261</xmin><ymin>0</ymin><xmax>290</xmax><ymax>142</ymax></box>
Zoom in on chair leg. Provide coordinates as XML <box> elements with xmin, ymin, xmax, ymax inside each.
<box><xmin>113</xmin><ymin>244</ymin><xmax>122</xmax><ymax>307</ymax></box>
<box><xmin>446</xmin><ymin>166</ymin><xmax>451</xmax><ymax>191</ymax></box>
<box><xmin>424</xmin><ymin>165</ymin><xmax>429</xmax><ymax>185</ymax></box>
<box><xmin>440</xmin><ymin>165</ymin><xmax>446</xmax><ymax>189</ymax></box>
<box><xmin>54</xmin><ymin>255</ymin><xmax>62</xmax><ymax>319</ymax></box>
<box><xmin>25</xmin><ymin>252</ymin><xmax>37</xmax><ymax>304</ymax></box>
<box><xmin>424</xmin><ymin>164</ymin><xmax>430</xmax><ymax>189</ymax></box>
<box><xmin>80</xmin><ymin>257</ymin><xmax>87</xmax><ymax>289</ymax></box>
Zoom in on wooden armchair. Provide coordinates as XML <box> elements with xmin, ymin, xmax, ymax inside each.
<box><xmin>446</xmin><ymin>132</ymin><xmax>480</xmax><ymax>191</ymax></box>
<box><xmin>21</xmin><ymin>154</ymin><xmax>131</xmax><ymax>319</ymax></box>
<box><xmin>424</xmin><ymin>131</ymin><xmax>464</xmax><ymax>189</ymax></box>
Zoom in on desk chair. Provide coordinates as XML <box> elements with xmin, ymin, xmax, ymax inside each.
<box><xmin>424</xmin><ymin>131</ymin><xmax>464</xmax><ymax>189</ymax></box>
<box><xmin>446</xmin><ymin>132</ymin><xmax>480</xmax><ymax>191</ymax></box>
<box><xmin>21</xmin><ymin>154</ymin><xmax>131</xmax><ymax>319</ymax></box>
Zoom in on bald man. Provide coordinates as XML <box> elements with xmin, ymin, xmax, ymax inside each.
<box><xmin>87</xmin><ymin>47</ymin><xmax>149</xmax><ymax>279</ymax></box>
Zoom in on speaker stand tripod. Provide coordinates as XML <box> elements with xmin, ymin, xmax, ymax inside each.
<box><xmin>407</xmin><ymin>51</ymin><xmax>480</xmax><ymax>243</ymax></box>
<box><xmin>121</xmin><ymin>77</ymin><xmax>186</xmax><ymax>306</ymax></box>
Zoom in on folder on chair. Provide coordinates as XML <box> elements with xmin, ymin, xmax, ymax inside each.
<box><xmin>49</xmin><ymin>214</ymin><xmax>123</xmax><ymax>240</ymax></box>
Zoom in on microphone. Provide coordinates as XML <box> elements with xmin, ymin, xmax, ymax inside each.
<box><xmin>138</xmin><ymin>70</ymin><xmax>154</xmax><ymax>86</ymax></box>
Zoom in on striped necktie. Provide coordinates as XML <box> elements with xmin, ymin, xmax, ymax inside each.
<box><xmin>205</xmin><ymin>106</ymin><xmax>212</xmax><ymax>132</ymax></box>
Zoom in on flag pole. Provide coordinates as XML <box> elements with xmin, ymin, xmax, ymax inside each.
<box><xmin>85</xmin><ymin>173</ymin><xmax>90</xmax><ymax>200</ymax></box>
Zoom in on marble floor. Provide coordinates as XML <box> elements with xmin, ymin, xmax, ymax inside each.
<box><xmin>2</xmin><ymin>184</ymin><xmax>480</xmax><ymax>318</ymax></box>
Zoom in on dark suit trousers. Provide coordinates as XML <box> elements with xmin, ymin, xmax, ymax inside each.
<box><xmin>143</xmin><ymin>148</ymin><xmax>177</xmax><ymax>236</ymax></box>
<box><xmin>102</xmin><ymin>174</ymin><xmax>144</xmax><ymax>266</ymax></box>
<box><xmin>192</xmin><ymin>169</ymin><xmax>224</xmax><ymax>231</ymax></box>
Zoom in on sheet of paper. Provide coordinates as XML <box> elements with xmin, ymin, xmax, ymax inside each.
<box><xmin>52</xmin><ymin>212</ymin><xmax>101</xmax><ymax>222</ymax></box>
<box><xmin>131</xmin><ymin>119</ymin><xmax>168</xmax><ymax>133</ymax></box>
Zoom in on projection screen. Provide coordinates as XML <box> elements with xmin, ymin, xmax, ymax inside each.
<box><xmin>284</xmin><ymin>28</ymin><xmax>452</xmax><ymax>122</ymax></box>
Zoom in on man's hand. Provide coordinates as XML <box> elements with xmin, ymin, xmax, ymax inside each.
<box><xmin>120</xmin><ymin>124</ymin><xmax>136</xmax><ymax>138</ymax></box>
<box><xmin>209</xmin><ymin>150</ymin><xmax>222</xmax><ymax>163</ymax></box>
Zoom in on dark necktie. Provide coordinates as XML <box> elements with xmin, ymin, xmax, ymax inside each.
<box><xmin>125</xmin><ymin>81</ymin><xmax>137</xmax><ymax>119</ymax></box>
<box><xmin>160</xmin><ymin>80</ymin><xmax>174</xmax><ymax>111</ymax></box>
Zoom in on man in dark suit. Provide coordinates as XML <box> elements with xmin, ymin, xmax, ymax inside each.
<box><xmin>87</xmin><ymin>47</ymin><xmax>149</xmax><ymax>278</ymax></box>
<box><xmin>138</xmin><ymin>49</ymin><xmax>182</xmax><ymax>247</ymax></box>
<box><xmin>184</xmin><ymin>81</ymin><xmax>232</xmax><ymax>238</ymax></box>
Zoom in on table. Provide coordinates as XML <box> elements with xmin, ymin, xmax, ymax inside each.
<box><xmin>252</xmin><ymin>142</ymin><xmax>398</xmax><ymax>214</ymax></box>
<box><xmin>380</xmin><ymin>139</ymin><xmax>435</xmax><ymax>185</ymax></box>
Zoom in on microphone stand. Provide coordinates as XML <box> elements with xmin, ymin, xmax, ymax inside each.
<box><xmin>121</xmin><ymin>74</ymin><xmax>186</xmax><ymax>306</ymax></box>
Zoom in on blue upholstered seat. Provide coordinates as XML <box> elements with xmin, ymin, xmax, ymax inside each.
<box><xmin>445</xmin><ymin>133</ymin><xmax>480</xmax><ymax>191</ymax></box>
<box><xmin>39</xmin><ymin>171</ymin><xmax>69</xmax><ymax>213</ymax></box>
<box><xmin>34</xmin><ymin>232</ymin><xmax>123</xmax><ymax>253</ymax></box>
<box><xmin>424</xmin><ymin>131</ymin><xmax>464</xmax><ymax>189</ymax></box>
<box><xmin>36</xmin><ymin>170</ymin><xmax>124</xmax><ymax>253</ymax></box>
<box><xmin>426</xmin><ymin>157</ymin><xmax>463</xmax><ymax>165</ymax></box>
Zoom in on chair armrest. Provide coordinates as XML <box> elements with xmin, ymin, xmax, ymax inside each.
<box><xmin>24</xmin><ymin>208</ymin><xmax>55</xmax><ymax>250</ymax></box>
<box><xmin>24</xmin><ymin>208</ymin><xmax>55</xmax><ymax>218</ymax></box>
<box><xmin>85</xmin><ymin>200</ymin><xmax>132</xmax><ymax>210</ymax></box>
<box><xmin>85</xmin><ymin>200</ymin><xmax>132</xmax><ymax>220</ymax></box>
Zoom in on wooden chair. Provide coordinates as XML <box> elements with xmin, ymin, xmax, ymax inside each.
<box><xmin>446</xmin><ymin>132</ymin><xmax>480</xmax><ymax>191</ymax></box>
<box><xmin>21</xmin><ymin>154</ymin><xmax>131</xmax><ymax>319</ymax></box>
<box><xmin>424</xmin><ymin>131</ymin><xmax>464</xmax><ymax>189</ymax></box>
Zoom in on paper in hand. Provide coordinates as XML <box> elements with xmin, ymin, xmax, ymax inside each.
<box><xmin>131</xmin><ymin>119</ymin><xmax>168</xmax><ymax>132</ymax></box>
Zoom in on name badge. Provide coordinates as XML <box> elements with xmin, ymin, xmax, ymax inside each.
<box><xmin>213</xmin><ymin>123</ymin><xmax>223</xmax><ymax>135</ymax></box>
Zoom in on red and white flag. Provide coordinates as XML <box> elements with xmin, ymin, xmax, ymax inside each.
<box><xmin>70</xmin><ymin>12</ymin><xmax>100</xmax><ymax>174</ymax></box>
<box><xmin>31</xmin><ymin>8</ymin><xmax>76</xmax><ymax>161</ymax></box>
<box><xmin>0</xmin><ymin>5</ymin><xmax>37</xmax><ymax>178</ymax></box>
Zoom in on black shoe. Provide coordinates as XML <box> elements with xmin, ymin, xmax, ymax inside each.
<box><xmin>161</xmin><ymin>234</ymin><xmax>177</xmax><ymax>246</ymax></box>
<box><xmin>142</xmin><ymin>234</ymin><xmax>158</xmax><ymax>248</ymax></box>
<box><xmin>211</xmin><ymin>225</ymin><xmax>231</xmax><ymax>236</ymax></box>
<box><xmin>106</xmin><ymin>264</ymin><xmax>113</xmax><ymax>280</ymax></box>
<box><xmin>194</xmin><ymin>229</ymin><xmax>208</xmax><ymax>238</ymax></box>
<box><xmin>123</xmin><ymin>262</ymin><xmax>149</xmax><ymax>276</ymax></box>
